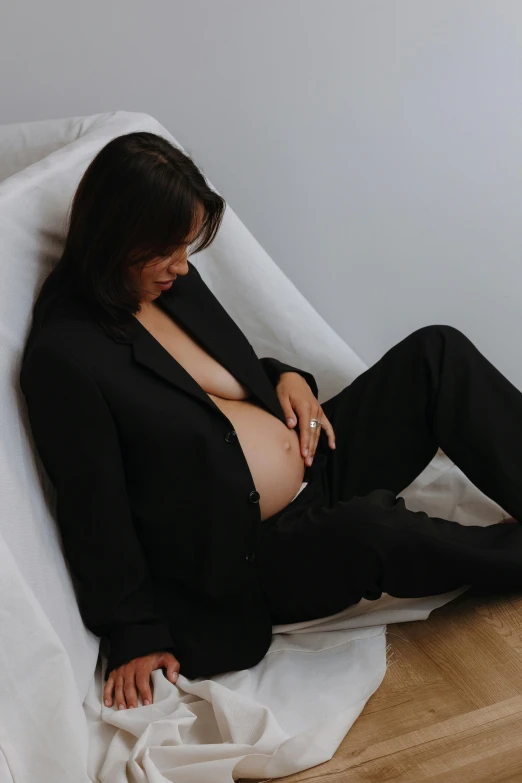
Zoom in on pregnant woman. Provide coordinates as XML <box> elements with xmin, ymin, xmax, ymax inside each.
<box><xmin>20</xmin><ymin>132</ymin><xmax>522</xmax><ymax>713</ymax></box>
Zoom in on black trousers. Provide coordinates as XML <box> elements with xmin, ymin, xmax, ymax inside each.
<box><xmin>254</xmin><ymin>324</ymin><xmax>522</xmax><ymax>624</ymax></box>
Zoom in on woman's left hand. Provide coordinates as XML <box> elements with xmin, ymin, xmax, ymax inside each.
<box><xmin>276</xmin><ymin>372</ymin><xmax>336</xmax><ymax>466</ymax></box>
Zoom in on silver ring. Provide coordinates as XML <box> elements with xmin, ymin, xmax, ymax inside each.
<box><xmin>309</xmin><ymin>419</ymin><xmax>321</xmax><ymax>429</ymax></box>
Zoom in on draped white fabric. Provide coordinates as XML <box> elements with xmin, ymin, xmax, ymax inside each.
<box><xmin>0</xmin><ymin>111</ymin><xmax>508</xmax><ymax>783</ymax></box>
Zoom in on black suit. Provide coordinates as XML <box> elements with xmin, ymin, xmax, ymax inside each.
<box><xmin>20</xmin><ymin>260</ymin><xmax>322</xmax><ymax>680</ymax></box>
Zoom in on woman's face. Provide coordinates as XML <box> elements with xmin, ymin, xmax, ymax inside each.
<box><xmin>129</xmin><ymin>203</ymin><xmax>205</xmax><ymax>306</ymax></box>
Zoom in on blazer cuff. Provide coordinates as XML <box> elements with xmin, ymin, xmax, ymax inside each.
<box><xmin>104</xmin><ymin>621</ymin><xmax>176</xmax><ymax>680</ymax></box>
<box><xmin>260</xmin><ymin>357</ymin><xmax>319</xmax><ymax>400</ymax></box>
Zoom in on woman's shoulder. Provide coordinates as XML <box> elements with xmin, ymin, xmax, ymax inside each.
<box><xmin>21</xmin><ymin>295</ymin><xmax>118</xmax><ymax>377</ymax></box>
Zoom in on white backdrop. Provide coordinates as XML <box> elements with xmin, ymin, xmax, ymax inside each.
<box><xmin>1</xmin><ymin>1</ymin><xmax>522</xmax><ymax>388</ymax></box>
<box><xmin>2</xmin><ymin>109</ymin><xmax>503</xmax><ymax>783</ymax></box>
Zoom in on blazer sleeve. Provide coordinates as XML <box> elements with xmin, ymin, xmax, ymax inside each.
<box><xmin>20</xmin><ymin>344</ymin><xmax>175</xmax><ymax>681</ymax></box>
<box><xmin>259</xmin><ymin>357</ymin><xmax>319</xmax><ymax>400</ymax></box>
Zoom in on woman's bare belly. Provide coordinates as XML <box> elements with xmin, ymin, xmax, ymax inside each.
<box><xmin>207</xmin><ymin>395</ymin><xmax>306</xmax><ymax>520</ymax></box>
<box><xmin>136</xmin><ymin>303</ymin><xmax>306</xmax><ymax>520</ymax></box>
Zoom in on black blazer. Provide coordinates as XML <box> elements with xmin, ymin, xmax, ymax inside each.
<box><xmin>20</xmin><ymin>261</ymin><xmax>323</xmax><ymax>681</ymax></box>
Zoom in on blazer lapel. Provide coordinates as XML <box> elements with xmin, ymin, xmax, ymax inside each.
<box><xmin>131</xmin><ymin>318</ymin><xmax>225</xmax><ymax>418</ymax></box>
<box><xmin>128</xmin><ymin>272</ymin><xmax>282</xmax><ymax>422</ymax></box>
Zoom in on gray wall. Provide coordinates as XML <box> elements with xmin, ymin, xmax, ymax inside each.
<box><xmin>2</xmin><ymin>0</ymin><xmax>522</xmax><ymax>386</ymax></box>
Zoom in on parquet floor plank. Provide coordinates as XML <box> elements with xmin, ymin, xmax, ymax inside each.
<box><xmin>262</xmin><ymin>586</ymin><xmax>522</xmax><ymax>783</ymax></box>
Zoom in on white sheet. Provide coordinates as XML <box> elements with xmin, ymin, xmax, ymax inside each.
<box><xmin>0</xmin><ymin>111</ymin><xmax>509</xmax><ymax>783</ymax></box>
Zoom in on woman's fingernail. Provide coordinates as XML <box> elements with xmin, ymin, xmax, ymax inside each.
<box><xmin>118</xmin><ymin>704</ymin><xmax>125</xmax><ymax>710</ymax></box>
<box><xmin>104</xmin><ymin>699</ymin><xmax>110</xmax><ymax>707</ymax></box>
<box><xmin>287</xmin><ymin>418</ymin><xmax>295</xmax><ymax>425</ymax></box>
<box><xmin>332</xmin><ymin>442</ymin><xmax>336</xmax><ymax>449</ymax></box>
<box><xmin>143</xmin><ymin>699</ymin><xmax>150</xmax><ymax>706</ymax></box>
<box><xmin>304</xmin><ymin>448</ymin><xmax>308</xmax><ymax>456</ymax></box>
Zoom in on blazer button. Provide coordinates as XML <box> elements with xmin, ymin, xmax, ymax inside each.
<box><xmin>246</xmin><ymin>551</ymin><xmax>256</xmax><ymax>563</ymax></box>
<box><xmin>249</xmin><ymin>490</ymin><xmax>260</xmax><ymax>504</ymax></box>
<box><xmin>224</xmin><ymin>430</ymin><xmax>237</xmax><ymax>442</ymax></box>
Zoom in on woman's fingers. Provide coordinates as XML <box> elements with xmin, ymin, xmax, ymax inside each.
<box><xmin>298</xmin><ymin>405</ymin><xmax>336</xmax><ymax>465</ymax></box>
<box><xmin>104</xmin><ymin>675</ymin><xmax>115</xmax><ymax>707</ymax></box>
<box><xmin>103</xmin><ymin>651</ymin><xmax>182</xmax><ymax>710</ymax></box>
<box><xmin>103</xmin><ymin>651</ymin><xmax>180</xmax><ymax>710</ymax></box>
<box><xmin>115</xmin><ymin>674</ymin><xmax>126</xmax><ymax>710</ymax></box>
<box><xmin>297</xmin><ymin>401</ymin><xmax>312</xmax><ymax>460</ymax></box>
<box><xmin>309</xmin><ymin>409</ymin><xmax>321</xmax><ymax>461</ymax></box>
<box><xmin>136</xmin><ymin>670</ymin><xmax>153</xmax><ymax>706</ymax></box>
<box><xmin>123</xmin><ymin>670</ymin><xmax>139</xmax><ymax>709</ymax></box>
<box><xmin>321</xmin><ymin>412</ymin><xmax>336</xmax><ymax>450</ymax></box>
<box><xmin>279</xmin><ymin>396</ymin><xmax>298</xmax><ymax>430</ymax></box>
<box><xmin>160</xmin><ymin>652</ymin><xmax>180</xmax><ymax>684</ymax></box>
<box><xmin>299</xmin><ymin>402</ymin><xmax>323</xmax><ymax>464</ymax></box>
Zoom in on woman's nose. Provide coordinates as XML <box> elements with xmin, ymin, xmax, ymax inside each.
<box><xmin>171</xmin><ymin>259</ymin><xmax>190</xmax><ymax>276</ymax></box>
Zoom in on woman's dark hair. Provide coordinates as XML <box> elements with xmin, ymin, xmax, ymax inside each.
<box><xmin>31</xmin><ymin>131</ymin><xmax>226</xmax><ymax>341</ymax></box>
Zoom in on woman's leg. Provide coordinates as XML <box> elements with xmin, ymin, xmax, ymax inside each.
<box><xmin>255</xmin><ymin>324</ymin><xmax>522</xmax><ymax>621</ymax></box>
<box><xmin>255</xmin><ymin>480</ymin><xmax>522</xmax><ymax>622</ymax></box>
<box><xmin>319</xmin><ymin>323</ymin><xmax>522</xmax><ymax>520</ymax></box>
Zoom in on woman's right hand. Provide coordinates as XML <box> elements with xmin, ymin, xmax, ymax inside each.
<box><xmin>104</xmin><ymin>650</ymin><xmax>180</xmax><ymax>709</ymax></box>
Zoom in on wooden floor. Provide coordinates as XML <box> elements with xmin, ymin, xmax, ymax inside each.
<box><xmin>267</xmin><ymin>585</ymin><xmax>522</xmax><ymax>783</ymax></box>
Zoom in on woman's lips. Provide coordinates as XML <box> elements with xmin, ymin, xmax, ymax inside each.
<box><xmin>156</xmin><ymin>276</ymin><xmax>176</xmax><ymax>289</ymax></box>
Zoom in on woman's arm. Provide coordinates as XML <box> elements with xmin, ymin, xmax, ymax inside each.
<box><xmin>258</xmin><ymin>356</ymin><xmax>319</xmax><ymax>399</ymax></box>
<box><xmin>20</xmin><ymin>345</ymin><xmax>175</xmax><ymax>681</ymax></box>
